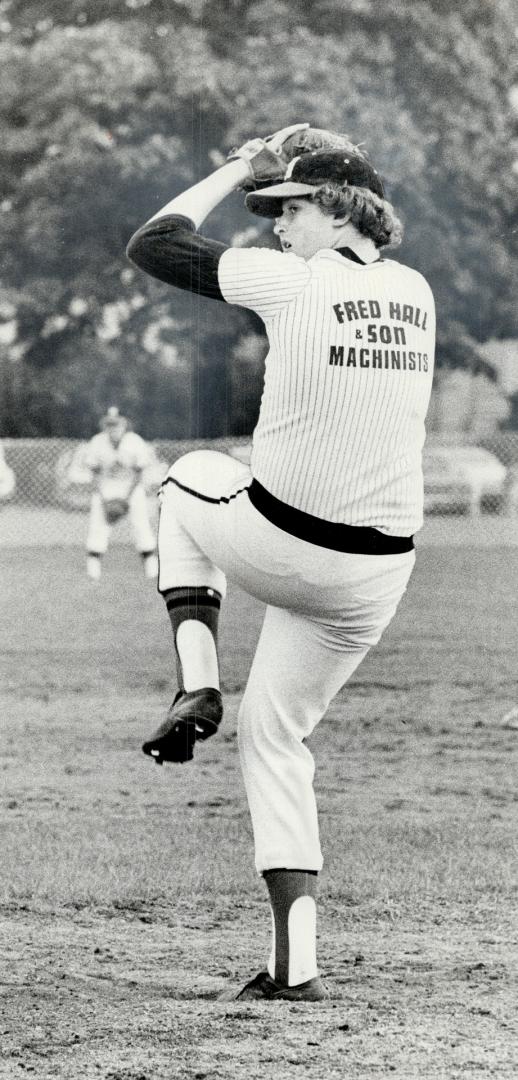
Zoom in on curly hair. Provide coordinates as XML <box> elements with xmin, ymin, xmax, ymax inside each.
<box><xmin>311</xmin><ymin>182</ymin><xmax>403</xmax><ymax>249</ymax></box>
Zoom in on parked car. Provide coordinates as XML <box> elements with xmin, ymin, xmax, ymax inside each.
<box><xmin>423</xmin><ymin>444</ymin><xmax>507</xmax><ymax>515</ymax></box>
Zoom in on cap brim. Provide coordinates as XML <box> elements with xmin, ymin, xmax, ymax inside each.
<box><xmin>245</xmin><ymin>181</ymin><xmax>317</xmax><ymax>218</ymax></box>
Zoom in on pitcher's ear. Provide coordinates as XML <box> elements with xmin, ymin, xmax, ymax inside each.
<box><xmin>332</xmin><ymin>213</ymin><xmax>350</xmax><ymax>228</ymax></box>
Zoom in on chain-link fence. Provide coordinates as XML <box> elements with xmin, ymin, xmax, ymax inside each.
<box><xmin>1</xmin><ymin>434</ymin><xmax>518</xmax><ymax>548</ymax></box>
<box><xmin>0</xmin><ymin>437</ymin><xmax>252</xmax><ymax>548</ymax></box>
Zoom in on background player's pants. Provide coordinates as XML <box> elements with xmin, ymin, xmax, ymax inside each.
<box><xmin>87</xmin><ymin>485</ymin><xmax>155</xmax><ymax>555</ymax></box>
<box><xmin>158</xmin><ymin>451</ymin><xmax>415</xmax><ymax>873</ymax></box>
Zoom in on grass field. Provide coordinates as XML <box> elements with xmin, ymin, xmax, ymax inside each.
<box><xmin>1</xmin><ymin>542</ymin><xmax>518</xmax><ymax>1079</ymax></box>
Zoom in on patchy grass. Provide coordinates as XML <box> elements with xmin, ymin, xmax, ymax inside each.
<box><xmin>1</xmin><ymin>545</ymin><xmax>517</xmax><ymax>1079</ymax></box>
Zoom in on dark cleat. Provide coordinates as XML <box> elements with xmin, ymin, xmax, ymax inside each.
<box><xmin>219</xmin><ymin>970</ymin><xmax>330</xmax><ymax>1002</ymax></box>
<box><xmin>142</xmin><ymin>688</ymin><xmax>223</xmax><ymax>765</ymax></box>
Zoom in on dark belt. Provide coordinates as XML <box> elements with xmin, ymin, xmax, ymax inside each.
<box><xmin>247</xmin><ymin>479</ymin><xmax>414</xmax><ymax>555</ymax></box>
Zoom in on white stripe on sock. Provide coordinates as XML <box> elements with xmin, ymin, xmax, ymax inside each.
<box><xmin>176</xmin><ymin>620</ymin><xmax>220</xmax><ymax>691</ymax></box>
<box><xmin>287</xmin><ymin>896</ymin><xmax>318</xmax><ymax>986</ymax></box>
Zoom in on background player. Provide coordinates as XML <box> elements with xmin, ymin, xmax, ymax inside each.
<box><xmin>77</xmin><ymin>407</ymin><xmax>158</xmax><ymax>581</ymax></box>
<box><xmin>0</xmin><ymin>439</ymin><xmax>16</xmax><ymax>503</ymax></box>
<box><xmin>127</xmin><ymin>125</ymin><xmax>436</xmax><ymax>1001</ymax></box>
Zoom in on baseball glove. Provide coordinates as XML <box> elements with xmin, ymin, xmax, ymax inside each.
<box><xmin>280</xmin><ymin>126</ymin><xmax>361</xmax><ymax>162</ymax></box>
<box><xmin>228</xmin><ymin>124</ymin><xmax>361</xmax><ymax>191</ymax></box>
<box><xmin>227</xmin><ymin>123</ymin><xmax>309</xmax><ymax>190</ymax></box>
<box><xmin>103</xmin><ymin>497</ymin><xmax>129</xmax><ymax>524</ymax></box>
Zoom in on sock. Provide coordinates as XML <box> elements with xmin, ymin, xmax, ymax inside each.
<box><xmin>264</xmin><ymin>869</ymin><xmax>318</xmax><ymax>987</ymax></box>
<box><xmin>141</xmin><ymin>551</ymin><xmax>158</xmax><ymax>579</ymax></box>
<box><xmin>86</xmin><ymin>553</ymin><xmax>102</xmax><ymax>580</ymax></box>
<box><xmin>161</xmin><ymin>586</ymin><xmax>221</xmax><ymax>693</ymax></box>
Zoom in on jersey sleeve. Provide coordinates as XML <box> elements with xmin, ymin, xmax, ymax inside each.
<box><xmin>218</xmin><ymin>247</ymin><xmax>311</xmax><ymax>319</ymax></box>
<box><xmin>126</xmin><ymin>433</ymin><xmax>153</xmax><ymax>470</ymax></box>
<box><xmin>126</xmin><ymin>214</ymin><xmax>227</xmax><ymax>301</ymax></box>
<box><xmin>83</xmin><ymin>437</ymin><xmax>101</xmax><ymax>471</ymax></box>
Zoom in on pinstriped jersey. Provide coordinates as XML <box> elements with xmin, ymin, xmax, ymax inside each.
<box><xmin>218</xmin><ymin>246</ymin><xmax>435</xmax><ymax>535</ymax></box>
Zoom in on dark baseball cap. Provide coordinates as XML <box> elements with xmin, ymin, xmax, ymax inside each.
<box><xmin>245</xmin><ymin>149</ymin><xmax>385</xmax><ymax>218</ymax></box>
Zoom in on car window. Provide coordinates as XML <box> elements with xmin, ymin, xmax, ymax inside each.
<box><xmin>423</xmin><ymin>453</ymin><xmax>456</xmax><ymax>472</ymax></box>
<box><xmin>454</xmin><ymin>448</ymin><xmax>495</xmax><ymax>463</ymax></box>
<box><xmin>425</xmin><ymin>447</ymin><xmax>500</xmax><ymax>466</ymax></box>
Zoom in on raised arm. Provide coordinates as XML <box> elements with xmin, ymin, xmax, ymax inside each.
<box><xmin>125</xmin><ymin>160</ymin><xmax>247</xmax><ymax>299</ymax></box>
<box><xmin>144</xmin><ymin>158</ymin><xmax>250</xmax><ymax>230</ymax></box>
<box><xmin>126</xmin><ymin>125</ymin><xmax>308</xmax><ymax>299</ymax></box>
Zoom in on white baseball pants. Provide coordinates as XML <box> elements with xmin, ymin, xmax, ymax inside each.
<box><xmin>158</xmin><ymin>451</ymin><xmax>415</xmax><ymax>873</ymax></box>
<box><xmin>87</xmin><ymin>485</ymin><xmax>155</xmax><ymax>555</ymax></box>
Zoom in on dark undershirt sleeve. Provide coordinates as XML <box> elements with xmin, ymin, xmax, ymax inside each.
<box><xmin>126</xmin><ymin>214</ymin><xmax>228</xmax><ymax>302</ymax></box>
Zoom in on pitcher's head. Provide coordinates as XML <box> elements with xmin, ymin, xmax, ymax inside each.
<box><xmin>246</xmin><ymin>149</ymin><xmax>402</xmax><ymax>259</ymax></box>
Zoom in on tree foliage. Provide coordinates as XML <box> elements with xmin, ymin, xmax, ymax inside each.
<box><xmin>0</xmin><ymin>0</ymin><xmax>517</xmax><ymax>435</ymax></box>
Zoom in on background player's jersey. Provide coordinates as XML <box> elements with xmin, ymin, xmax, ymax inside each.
<box><xmin>218</xmin><ymin>247</ymin><xmax>435</xmax><ymax>535</ymax></box>
<box><xmin>84</xmin><ymin>431</ymin><xmax>153</xmax><ymax>500</ymax></box>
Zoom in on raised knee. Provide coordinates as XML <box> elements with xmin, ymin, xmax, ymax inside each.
<box><xmin>167</xmin><ymin>450</ymin><xmax>214</xmax><ymax>485</ymax></box>
<box><xmin>163</xmin><ymin>449</ymin><xmax>249</xmax><ymax>501</ymax></box>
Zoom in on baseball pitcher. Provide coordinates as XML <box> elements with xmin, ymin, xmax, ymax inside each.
<box><xmin>82</xmin><ymin>407</ymin><xmax>158</xmax><ymax>581</ymax></box>
<box><xmin>127</xmin><ymin>124</ymin><xmax>436</xmax><ymax>1001</ymax></box>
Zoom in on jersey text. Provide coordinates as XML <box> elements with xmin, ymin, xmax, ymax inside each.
<box><xmin>329</xmin><ymin>346</ymin><xmax>429</xmax><ymax>372</ymax></box>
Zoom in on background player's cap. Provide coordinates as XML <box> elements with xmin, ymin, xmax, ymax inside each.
<box><xmin>245</xmin><ymin>149</ymin><xmax>385</xmax><ymax>218</ymax></box>
<box><xmin>101</xmin><ymin>406</ymin><xmax>128</xmax><ymax>429</ymax></box>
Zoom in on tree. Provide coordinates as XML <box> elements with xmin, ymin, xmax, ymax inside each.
<box><xmin>1</xmin><ymin>0</ymin><xmax>517</xmax><ymax>434</ymax></box>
